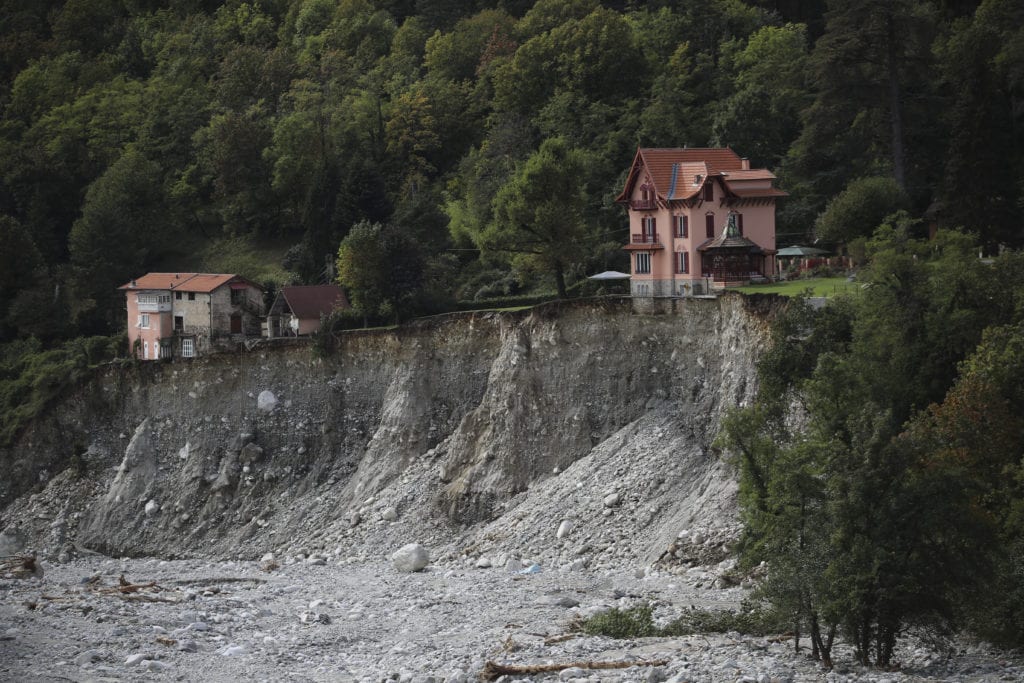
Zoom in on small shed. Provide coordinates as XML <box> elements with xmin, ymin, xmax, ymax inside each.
<box><xmin>265</xmin><ymin>285</ymin><xmax>349</xmax><ymax>337</ymax></box>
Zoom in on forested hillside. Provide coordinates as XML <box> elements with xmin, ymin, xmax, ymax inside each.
<box><xmin>0</xmin><ymin>0</ymin><xmax>1021</xmax><ymax>341</ymax></box>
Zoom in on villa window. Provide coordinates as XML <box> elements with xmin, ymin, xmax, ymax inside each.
<box><xmin>705</xmin><ymin>213</ymin><xmax>715</xmax><ymax>238</ymax></box>
<box><xmin>737</xmin><ymin>213</ymin><xmax>744</xmax><ymax>235</ymax></box>
<box><xmin>188</xmin><ymin>292</ymin><xmax>196</xmax><ymax>301</ymax></box>
<box><xmin>676</xmin><ymin>252</ymin><xmax>689</xmax><ymax>274</ymax></box>
<box><xmin>175</xmin><ymin>291</ymin><xmax>182</xmax><ymax>300</ymax></box>
<box><xmin>181</xmin><ymin>338</ymin><xmax>195</xmax><ymax>358</ymax></box>
<box><xmin>138</xmin><ymin>313</ymin><xmax>150</xmax><ymax>328</ymax></box>
<box><xmin>674</xmin><ymin>215</ymin><xmax>688</xmax><ymax>238</ymax></box>
<box><xmin>635</xmin><ymin>252</ymin><xmax>651</xmax><ymax>274</ymax></box>
<box><xmin>137</xmin><ymin>294</ymin><xmax>157</xmax><ymax>305</ymax></box>
<box><xmin>231</xmin><ymin>288</ymin><xmax>243</xmax><ymax>305</ymax></box>
<box><xmin>703</xmin><ymin>180</ymin><xmax>713</xmax><ymax>201</ymax></box>
<box><xmin>642</xmin><ymin>216</ymin><xmax>656</xmax><ymax>240</ymax></box>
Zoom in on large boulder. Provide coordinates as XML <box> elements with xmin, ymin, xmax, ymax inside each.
<box><xmin>391</xmin><ymin>543</ymin><xmax>429</xmax><ymax>572</ymax></box>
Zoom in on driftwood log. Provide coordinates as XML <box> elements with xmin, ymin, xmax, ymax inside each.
<box><xmin>0</xmin><ymin>554</ymin><xmax>42</xmax><ymax>580</ymax></box>
<box><xmin>481</xmin><ymin>658</ymin><xmax>669</xmax><ymax>680</ymax></box>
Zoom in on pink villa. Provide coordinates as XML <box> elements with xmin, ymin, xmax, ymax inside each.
<box><xmin>119</xmin><ymin>273</ymin><xmax>264</xmax><ymax>360</ymax></box>
<box><xmin>616</xmin><ymin>148</ymin><xmax>786</xmax><ymax>296</ymax></box>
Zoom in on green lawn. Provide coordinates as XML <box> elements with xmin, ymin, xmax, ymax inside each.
<box><xmin>736</xmin><ymin>276</ymin><xmax>854</xmax><ymax>298</ymax></box>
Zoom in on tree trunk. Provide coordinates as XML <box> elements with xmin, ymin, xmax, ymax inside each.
<box><xmin>554</xmin><ymin>260</ymin><xmax>567</xmax><ymax>299</ymax></box>
<box><xmin>886</xmin><ymin>13</ymin><xmax>906</xmax><ymax>190</ymax></box>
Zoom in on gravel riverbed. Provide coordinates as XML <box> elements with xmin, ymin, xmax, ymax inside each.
<box><xmin>2</xmin><ymin>556</ymin><xmax>1021</xmax><ymax>683</ymax></box>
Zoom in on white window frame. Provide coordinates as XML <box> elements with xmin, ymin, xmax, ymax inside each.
<box><xmin>181</xmin><ymin>338</ymin><xmax>195</xmax><ymax>358</ymax></box>
<box><xmin>635</xmin><ymin>252</ymin><xmax>651</xmax><ymax>274</ymax></box>
<box><xmin>138</xmin><ymin>313</ymin><xmax>150</xmax><ymax>328</ymax></box>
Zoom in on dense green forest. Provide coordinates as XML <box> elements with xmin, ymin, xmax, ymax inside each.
<box><xmin>0</xmin><ymin>0</ymin><xmax>1022</xmax><ymax>339</ymax></box>
<box><xmin>2</xmin><ymin>0</ymin><xmax>1024</xmax><ymax>662</ymax></box>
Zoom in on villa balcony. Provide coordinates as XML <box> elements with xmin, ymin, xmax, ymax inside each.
<box><xmin>631</xmin><ymin>232</ymin><xmax>661</xmax><ymax>245</ymax></box>
<box><xmin>137</xmin><ymin>301</ymin><xmax>171</xmax><ymax>313</ymax></box>
<box><xmin>630</xmin><ymin>199</ymin><xmax>658</xmax><ymax>210</ymax></box>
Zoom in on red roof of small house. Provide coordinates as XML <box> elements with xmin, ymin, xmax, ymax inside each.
<box><xmin>118</xmin><ymin>273</ymin><xmax>263</xmax><ymax>293</ymax></box>
<box><xmin>615</xmin><ymin>148</ymin><xmax>786</xmax><ymax>203</ymax></box>
<box><xmin>281</xmin><ymin>285</ymin><xmax>349</xmax><ymax>320</ymax></box>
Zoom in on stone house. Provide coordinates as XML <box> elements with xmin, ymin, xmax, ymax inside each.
<box><xmin>616</xmin><ymin>148</ymin><xmax>786</xmax><ymax>296</ymax></box>
<box><xmin>265</xmin><ymin>284</ymin><xmax>349</xmax><ymax>337</ymax></box>
<box><xmin>119</xmin><ymin>273</ymin><xmax>264</xmax><ymax>360</ymax></box>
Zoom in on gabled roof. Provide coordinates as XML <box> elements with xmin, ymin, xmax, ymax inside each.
<box><xmin>118</xmin><ymin>273</ymin><xmax>263</xmax><ymax>293</ymax></box>
<box><xmin>280</xmin><ymin>285</ymin><xmax>348</xmax><ymax>319</ymax></box>
<box><xmin>616</xmin><ymin>148</ymin><xmax>785</xmax><ymax>203</ymax></box>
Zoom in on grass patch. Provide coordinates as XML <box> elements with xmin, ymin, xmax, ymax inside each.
<box><xmin>736</xmin><ymin>276</ymin><xmax>853</xmax><ymax>298</ymax></box>
<box><xmin>579</xmin><ymin>603</ymin><xmax>785</xmax><ymax>639</ymax></box>
<box><xmin>197</xmin><ymin>235</ymin><xmax>294</xmax><ymax>284</ymax></box>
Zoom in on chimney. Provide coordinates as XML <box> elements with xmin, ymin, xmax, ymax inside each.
<box><xmin>130</xmin><ymin>280</ymin><xmax>137</xmax><ymax>288</ymax></box>
<box><xmin>741</xmin><ymin>157</ymin><xmax>750</xmax><ymax>170</ymax></box>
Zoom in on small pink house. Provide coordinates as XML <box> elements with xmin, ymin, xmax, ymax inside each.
<box><xmin>265</xmin><ymin>284</ymin><xmax>349</xmax><ymax>337</ymax></box>
<box><xmin>616</xmin><ymin>148</ymin><xmax>786</xmax><ymax>296</ymax></box>
<box><xmin>119</xmin><ymin>273</ymin><xmax>264</xmax><ymax>360</ymax></box>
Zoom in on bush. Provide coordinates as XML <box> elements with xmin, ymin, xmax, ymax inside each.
<box><xmin>454</xmin><ymin>292</ymin><xmax>558</xmax><ymax>311</ymax></box>
<box><xmin>581</xmin><ymin>604</ymin><xmax>658</xmax><ymax>638</ymax></box>
<box><xmin>580</xmin><ymin>602</ymin><xmax>784</xmax><ymax>639</ymax></box>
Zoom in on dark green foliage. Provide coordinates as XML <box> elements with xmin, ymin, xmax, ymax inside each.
<box><xmin>814</xmin><ymin>177</ymin><xmax>912</xmax><ymax>244</ymax></box>
<box><xmin>0</xmin><ymin>0</ymin><xmax>1020</xmax><ymax>348</ymax></box>
<box><xmin>0</xmin><ymin>335</ymin><xmax>121</xmax><ymax>446</ymax></box>
<box><xmin>719</xmin><ymin>229</ymin><xmax>1024</xmax><ymax>665</ymax></box>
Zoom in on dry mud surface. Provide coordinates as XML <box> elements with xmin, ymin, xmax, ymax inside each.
<box><xmin>2</xmin><ymin>556</ymin><xmax>1022</xmax><ymax>683</ymax></box>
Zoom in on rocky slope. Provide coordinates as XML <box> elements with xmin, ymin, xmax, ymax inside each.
<box><xmin>0</xmin><ymin>295</ymin><xmax>776</xmax><ymax>567</ymax></box>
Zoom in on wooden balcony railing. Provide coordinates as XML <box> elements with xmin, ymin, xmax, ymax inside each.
<box><xmin>630</xmin><ymin>199</ymin><xmax>658</xmax><ymax>210</ymax></box>
<box><xmin>631</xmin><ymin>233</ymin><xmax>660</xmax><ymax>245</ymax></box>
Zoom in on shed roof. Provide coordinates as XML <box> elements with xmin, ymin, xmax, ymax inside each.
<box><xmin>281</xmin><ymin>285</ymin><xmax>349</xmax><ymax>319</ymax></box>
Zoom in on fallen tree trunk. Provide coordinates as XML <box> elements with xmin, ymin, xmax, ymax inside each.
<box><xmin>481</xmin><ymin>658</ymin><xmax>668</xmax><ymax>680</ymax></box>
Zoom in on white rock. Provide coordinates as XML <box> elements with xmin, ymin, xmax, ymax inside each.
<box><xmin>475</xmin><ymin>556</ymin><xmax>492</xmax><ymax>569</ymax></box>
<box><xmin>125</xmin><ymin>653</ymin><xmax>149</xmax><ymax>666</ymax></box>
<box><xmin>381</xmin><ymin>506</ymin><xmax>398</xmax><ymax>522</ymax></box>
<box><xmin>144</xmin><ymin>499</ymin><xmax>160</xmax><ymax>516</ymax></box>
<box><xmin>141</xmin><ymin>660</ymin><xmax>171</xmax><ymax>672</ymax></box>
<box><xmin>220</xmin><ymin>644</ymin><xmax>248</xmax><ymax>657</ymax></box>
<box><xmin>556</xmin><ymin>520</ymin><xmax>573</xmax><ymax>539</ymax></box>
<box><xmin>603</xmin><ymin>492</ymin><xmax>621</xmax><ymax>507</ymax></box>
<box><xmin>391</xmin><ymin>543</ymin><xmax>429</xmax><ymax>572</ymax></box>
<box><xmin>257</xmin><ymin>390</ymin><xmax>278</xmax><ymax>413</ymax></box>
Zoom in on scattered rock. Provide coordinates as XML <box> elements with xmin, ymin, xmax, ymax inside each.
<box><xmin>391</xmin><ymin>543</ymin><xmax>429</xmax><ymax>572</ymax></box>
<box><xmin>257</xmin><ymin>390</ymin><xmax>278</xmax><ymax>413</ymax></box>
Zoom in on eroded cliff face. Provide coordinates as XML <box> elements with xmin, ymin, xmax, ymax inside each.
<box><xmin>0</xmin><ymin>296</ymin><xmax>778</xmax><ymax>564</ymax></box>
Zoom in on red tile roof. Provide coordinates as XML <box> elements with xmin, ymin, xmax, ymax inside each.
<box><xmin>281</xmin><ymin>285</ymin><xmax>349</xmax><ymax>319</ymax></box>
<box><xmin>118</xmin><ymin>273</ymin><xmax>262</xmax><ymax>293</ymax></box>
<box><xmin>616</xmin><ymin>148</ymin><xmax>785</xmax><ymax>202</ymax></box>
